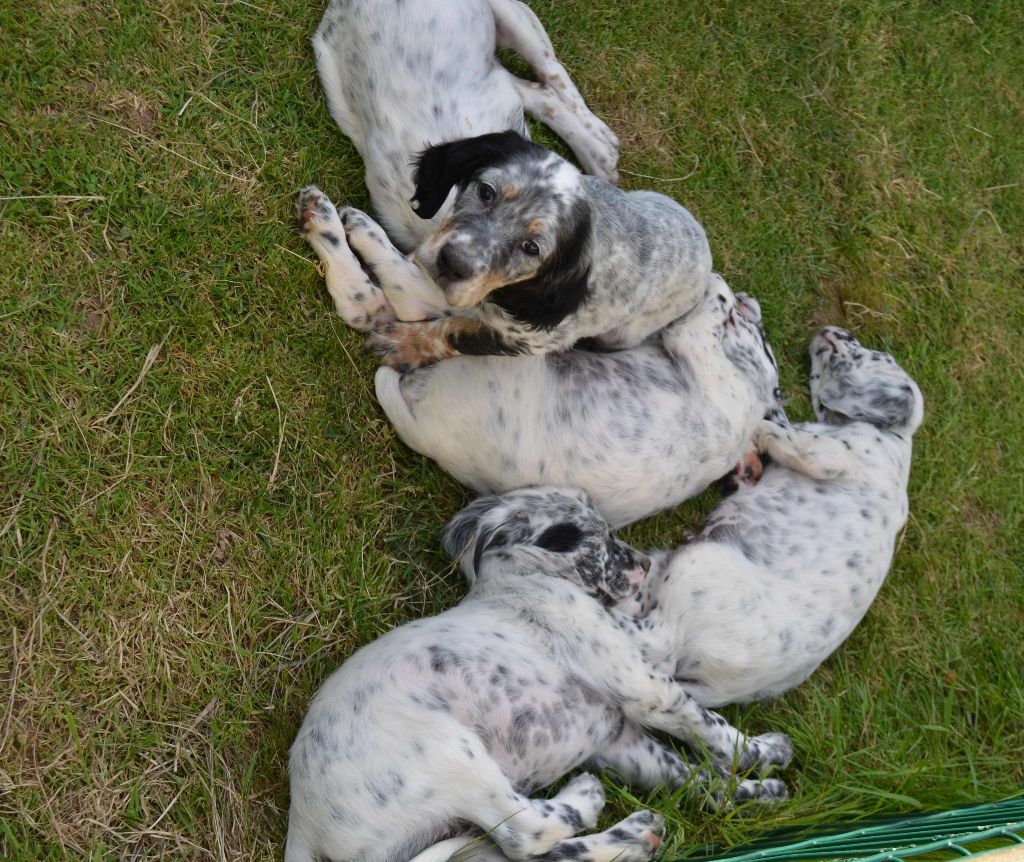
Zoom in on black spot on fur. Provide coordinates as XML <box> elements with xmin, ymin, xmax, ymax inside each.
<box><xmin>534</xmin><ymin>523</ymin><xmax>584</xmax><ymax>553</ymax></box>
<box><xmin>488</xmin><ymin>199</ymin><xmax>592</xmax><ymax>330</ymax></box>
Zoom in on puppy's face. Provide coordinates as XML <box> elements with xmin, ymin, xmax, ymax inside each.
<box><xmin>809</xmin><ymin>327</ymin><xmax>924</xmax><ymax>434</ymax></box>
<box><xmin>442</xmin><ymin>487</ymin><xmax>650</xmax><ymax>603</ymax></box>
<box><xmin>411</xmin><ymin>132</ymin><xmax>591</xmax><ymax>327</ymax></box>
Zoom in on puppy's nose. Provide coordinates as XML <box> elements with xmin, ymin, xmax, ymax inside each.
<box><xmin>436</xmin><ymin>244</ymin><xmax>473</xmax><ymax>282</ymax></box>
<box><xmin>639</xmin><ymin>555</ymin><xmax>652</xmax><ymax>574</ymax></box>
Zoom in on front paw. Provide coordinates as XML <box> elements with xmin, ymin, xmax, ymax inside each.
<box><xmin>367</xmin><ymin>322</ymin><xmax>453</xmax><ymax>372</ymax></box>
<box><xmin>738</xmin><ymin>732</ymin><xmax>794</xmax><ymax>774</ymax></box>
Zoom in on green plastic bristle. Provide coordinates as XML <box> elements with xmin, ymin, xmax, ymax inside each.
<box><xmin>678</xmin><ymin>798</ymin><xmax>1024</xmax><ymax>862</ymax></box>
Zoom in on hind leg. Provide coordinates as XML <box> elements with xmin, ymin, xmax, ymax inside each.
<box><xmin>511</xmin><ymin>77</ymin><xmax>619</xmax><ymax>183</ymax></box>
<box><xmin>488</xmin><ymin>0</ymin><xmax>619</xmax><ymax>181</ymax></box>
<box><xmin>296</xmin><ymin>186</ymin><xmax>395</xmax><ymax>330</ymax></box>
<box><xmin>465</xmin><ymin>772</ymin><xmax>608</xmax><ymax>859</ymax></box>
<box><xmin>590</xmin><ymin>722</ymin><xmax>788</xmax><ymax>806</ymax></box>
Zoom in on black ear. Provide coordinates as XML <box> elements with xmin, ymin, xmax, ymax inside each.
<box><xmin>411</xmin><ymin>131</ymin><xmax>537</xmax><ymax>219</ymax></box>
<box><xmin>489</xmin><ymin>199</ymin><xmax>592</xmax><ymax>330</ymax></box>
<box><xmin>442</xmin><ymin>495</ymin><xmax>502</xmax><ymax>561</ymax></box>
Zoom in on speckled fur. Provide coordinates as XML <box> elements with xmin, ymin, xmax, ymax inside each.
<box><xmin>311</xmin><ymin>0</ymin><xmax>619</xmax><ymax>253</ymax></box>
<box><xmin>361</xmin><ymin>132</ymin><xmax>714</xmax><ymax>365</ymax></box>
<box><xmin>285</xmin><ymin>489</ymin><xmax>793</xmax><ymax>862</ymax></box>
<box><xmin>375</xmin><ymin>277</ymin><xmax>784</xmax><ymax>528</ymax></box>
<box><xmin>629</xmin><ymin>329</ymin><xmax>925</xmax><ymax>707</ymax></box>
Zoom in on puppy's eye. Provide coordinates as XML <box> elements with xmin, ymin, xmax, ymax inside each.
<box><xmin>478</xmin><ymin>182</ymin><xmax>496</xmax><ymax>203</ymax></box>
<box><xmin>522</xmin><ymin>239</ymin><xmax>540</xmax><ymax>256</ymax></box>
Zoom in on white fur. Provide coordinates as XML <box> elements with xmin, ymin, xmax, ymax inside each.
<box><xmin>285</xmin><ymin>488</ymin><xmax>792</xmax><ymax>862</ymax></box>
<box><xmin>375</xmin><ymin>277</ymin><xmax>781</xmax><ymax>527</ymax></box>
<box><xmin>632</xmin><ymin>329</ymin><xmax>925</xmax><ymax>707</ymax></box>
<box><xmin>312</xmin><ymin>0</ymin><xmax>619</xmax><ymax>252</ymax></box>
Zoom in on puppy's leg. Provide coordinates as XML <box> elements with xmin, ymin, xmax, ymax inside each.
<box><xmin>339</xmin><ymin>207</ymin><xmax>451</xmax><ymax>322</ymax></box>
<box><xmin>511</xmin><ymin>78</ymin><xmax>619</xmax><ymax>183</ymax></box>
<box><xmin>367</xmin><ymin>317</ymin><xmax>526</xmax><ymax>371</ymax></box>
<box><xmin>564</xmin><ymin>619</ymin><xmax>792</xmax><ymax>775</ymax></box>
<box><xmin>590</xmin><ymin>722</ymin><xmax>788</xmax><ymax>805</ymax></box>
<box><xmin>465</xmin><ymin>771</ymin><xmax>608</xmax><ymax>860</ymax></box>
<box><xmin>296</xmin><ymin>186</ymin><xmax>395</xmax><ymax>330</ymax></box>
<box><xmin>487</xmin><ymin>0</ymin><xmax>619</xmax><ymax>180</ymax></box>
<box><xmin>531</xmin><ymin>811</ymin><xmax>665</xmax><ymax>862</ymax></box>
<box><xmin>753</xmin><ymin>420</ymin><xmax>858</xmax><ymax>481</ymax></box>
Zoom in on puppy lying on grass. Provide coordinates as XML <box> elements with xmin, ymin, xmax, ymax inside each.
<box><xmin>627</xmin><ymin>329</ymin><xmax>924</xmax><ymax>706</ymax></box>
<box><xmin>299</xmin><ymin>130</ymin><xmax>713</xmax><ymax>367</ymax></box>
<box><xmin>376</xmin><ymin>277</ymin><xmax>844</xmax><ymax>528</ymax></box>
<box><xmin>286</xmin><ymin>488</ymin><xmax>793</xmax><ymax>862</ymax></box>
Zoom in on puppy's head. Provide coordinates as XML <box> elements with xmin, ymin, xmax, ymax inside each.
<box><xmin>411</xmin><ymin>131</ymin><xmax>591</xmax><ymax>328</ymax></box>
<box><xmin>809</xmin><ymin>327</ymin><xmax>924</xmax><ymax>435</ymax></box>
<box><xmin>442</xmin><ymin>487</ymin><xmax>649</xmax><ymax>604</ymax></box>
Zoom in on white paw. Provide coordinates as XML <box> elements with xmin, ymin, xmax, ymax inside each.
<box><xmin>555</xmin><ymin>773</ymin><xmax>606</xmax><ymax>827</ymax></box>
<box><xmin>741</xmin><ymin>732</ymin><xmax>794</xmax><ymax>773</ymax></box>
<box><xmin>296</xmin><ymin>186</ymin><xmax>396</xmax><ymax>331</ymax></box>
<box><xmin>605</xmin><ymin>810</ymin><xmax>665</xmax><ymax>861</ymax></box>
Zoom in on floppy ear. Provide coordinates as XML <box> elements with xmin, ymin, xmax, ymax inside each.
<box><xmin>489</xmin><ymin>199</ymin><xmax>592</xmax><ymax>330</ymax></box>
<box><xmin>442</xmin><ymin>495</ymin><xmax>503</xmax><ymax>563</ymax></box>
<box><xmin>819</xmin><ymin>374</ymin><xmax>922</xmax><ymax>432</ymax></box>
<box><xmin>411</xmin><ymin>130</ymin><xmax>537</xmax><ymax>219</ymax></box>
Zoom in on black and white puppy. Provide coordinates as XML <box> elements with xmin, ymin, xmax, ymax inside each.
<box><xmin>298</xmin><ymin>0</ymin><xmax>618</xmax><ymax>327</ymax></box>
<box><xmin>299</xmin><ymin>131</ymin><xmax>713</xmax><ymax>364</ymax></box>
<box><xmin>375</xmin><ymin>277</ymin><xmax>845</xmax><ymax>528</ymax></box>
<box><xmin>285</xmin><ymin>488</ymin><xmax>793</xmax><ymax>862</ymax></box>
<box><xmin>629</xmin><ymin>329</ymin><xmax>925</xmax><ymax>706</ymax></box>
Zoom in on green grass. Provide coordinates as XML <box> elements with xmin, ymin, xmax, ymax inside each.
<box><xmin>1</xmin><ymin>0</ymin><xmax>1022</xmax><ymax>858</ymax></box>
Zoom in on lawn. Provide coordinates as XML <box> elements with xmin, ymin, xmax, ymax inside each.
<box><xmin>1</xmin><ymin>0</ymin><xmax>1022</xmax><ymax>859</ymax></box>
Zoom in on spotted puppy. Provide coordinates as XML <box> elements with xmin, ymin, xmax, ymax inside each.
<box><xmin>300</xmin><ymin>0</ymin><xmax>618</xmax><ymax>327</ymax></box>
<box><xmin>376</xmin><ymin>277</ymin><xmax>845</xmax><ymax>528</ymax></box>
<box><xmin>299</xmin><ymin>130</ymin><xmax>712</xmax><ymax>363</ymax></box>
<box><xmin>627</xmin><ymin>329</ymin><xmax>924</xmax><ymax>707</ymax></box>
<box><xmin>286</xmin><ymin>488</ymin><xmax>793</xmax><ymax>862</ymax></box>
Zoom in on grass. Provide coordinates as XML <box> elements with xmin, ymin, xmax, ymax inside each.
<box><xmin>1</xmin><ymin>0</ymin><xmax>1022</xmax><ymax>858</ymax></box>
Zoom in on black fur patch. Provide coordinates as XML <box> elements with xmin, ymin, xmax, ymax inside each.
<box><xmin>534</xmin><ymin>523</ymin><xmax>584</xmax><ymax>554</ymax></box>
<box><xmin>411</xmin><ymin>131</ymin><xmax>543</xmax><ymax>219</ymax></box>
<box><xmin>488</xmin><ymin>199</ymin><xmax>592</xmax><ymax>330</ymax></box>
<box><xmin>449</xmin><ymin>325</ymin><xmax>525</xmax><ymax>357</ymax></box>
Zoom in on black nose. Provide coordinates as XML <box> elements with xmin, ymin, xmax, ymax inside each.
<box><xmin>639</xmin><ymin>555</ymin><xmax>651</xmax><ymax>573</ymax></box>
<box><xmin>436</xmin><ymin>244</ymin><xmax>472</xmax><ymax>282</ymax></box>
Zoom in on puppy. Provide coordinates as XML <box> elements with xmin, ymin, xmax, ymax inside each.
<box><xmin>375</xmin><ymin>277</ymin><xmax>836</xmax><ymax>528</ymax></box>
<box><xmin>301</xmin><ymin>131</ymin><xmax>714</xmax><ymax>365</ymax></box>
<box><xmin>286</xmin><ymin>488</ymin><xmax>793</xmax><ymax>862</ymax></box>
<box><xmin>629</xmin><ymin>329</ymin><xmax>924</xmax><ymax>707</ymax></box>
<box><xmin>299</xmin><ymin>0</ymin><xmax>619</xmax><ymax>328</ymax></box>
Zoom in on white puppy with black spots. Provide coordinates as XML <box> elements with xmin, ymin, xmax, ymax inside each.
<box><xmin>300</xmin><ymin>0</ymin><xmax>619</xmax><ymax>327</ymax></box>
<box><xmin>286</xmin><ymin>488</ymin><xmax>794</xmax><ymax>862</ymax></box>
<box><xmin>375</xmin><ymin>277</ymin><xmax>846</xmax><ymax>528</ymax></box>
<box><xmin>626</xmin><ymin>329</ymin><xmax>925</xmax><ymax>706</ymax></box>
